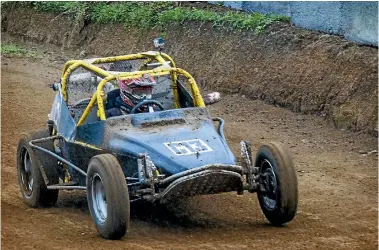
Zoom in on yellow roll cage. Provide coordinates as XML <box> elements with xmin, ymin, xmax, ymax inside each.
<box><xmin>60</xmin><ymin>52</ymin><xmax>205</xmax><ymax>126</ymax></box>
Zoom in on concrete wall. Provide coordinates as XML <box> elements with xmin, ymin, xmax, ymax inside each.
<box><xmin>242</xmin><ymin>1</ymin><xmax>291</xmax><ymax>16</ymax></box>
<box><xmin>213</xmin><ymin>1</ymin><xmax>378</xmax><ymax>46</ymax></box>
<box><xmin>290</xmin><ymin>2</ymin><xmax>344</xmax><ymax>34</ymax></box>
<box><xmin>341</xmin><ymin>2</ymin><xmax>378</xmax><ymax>45</ymax></box>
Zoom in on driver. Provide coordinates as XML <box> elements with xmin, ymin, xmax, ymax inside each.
<box><xmin>105</xmin><ymin>75</ymin><xmax>156</xmax><ymax>118</ymax></box>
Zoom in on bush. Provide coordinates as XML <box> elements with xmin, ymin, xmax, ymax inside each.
<box><xmin>7</xmin><ymin>2</ymin><xmax>290</xmax><ymax>33</ymax></box>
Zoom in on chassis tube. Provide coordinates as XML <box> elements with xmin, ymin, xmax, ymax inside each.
<box><xmin>47</xmin><ymin>185</ymin><xmax>86</xmax><ymax>190</ymax></box>
<box><xmin>29</xmin><ymin>136</ymin><xmax>87</xmax><ymax>177</ymax></box>
<box><xmin>212</xmin><ymin>117</ymin><xmax>227</xmax><ymax>143</ymax></box>
<box><xmin>159</xmin><ymin>164</ymin><xmax>244</xmax><ymax>187</ymax></box>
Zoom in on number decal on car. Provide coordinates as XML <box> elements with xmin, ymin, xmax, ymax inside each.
<box><xmin>164</xmin><ymin>139</ymin><xmax>213</xmax><ymax>155</ymax></box>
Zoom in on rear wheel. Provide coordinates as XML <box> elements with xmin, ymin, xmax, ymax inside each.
<box><xmin>17</xmin><ymin>129</ymin><xmax>59</xmax><ymax>207</ymax></box>
<box><xmin>255</xmin><ymin>142</ymin><xmax>298</xmax><ymax>225</ymax></box>
<box><xmin>87</xmin><ymin>154</ymin><xmax>130</xmax><ymax>239</ymax></box>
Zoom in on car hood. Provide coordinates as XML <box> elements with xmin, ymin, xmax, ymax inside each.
<box><xmin>107</xmin><ymin>109</ymin><xmax>236</xmax><ymax>175</ymax></box>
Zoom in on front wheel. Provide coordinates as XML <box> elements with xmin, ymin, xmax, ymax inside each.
<box><xmin>255</xmin><ymin>142</ymin><xmax>298</xmax><ymax>226</ymax></box>
<box><xmin>87</xmin><ymin>154</ymin><xmax>130</xmax><ymax>239</ymax></box>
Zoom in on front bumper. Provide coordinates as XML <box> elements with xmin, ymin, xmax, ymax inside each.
<box><xmin>159</xmin><ymin>164</ymin><xmax>245</xmax><ymax>202</ymax></box>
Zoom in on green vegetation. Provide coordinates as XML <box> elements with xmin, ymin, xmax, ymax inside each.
<box><xmin>1</xmin><ymin>44</ymin><xmax>40</xmax><ymax>58</ymax></box>
<box><xmin>5</xmin><ymin>2</ymin><xmax>290</xmax><ymax>33</ymax></box>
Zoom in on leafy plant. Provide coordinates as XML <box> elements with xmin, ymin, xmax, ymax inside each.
<box><xmin>0</xmin><ymin>44</ymin><xmax>40</xmax><ymax>58</ymax></box>
<box><xmin>9</xmin><ymin>2</ymin><xmax>290</xmax><ymax>33</ymax></box>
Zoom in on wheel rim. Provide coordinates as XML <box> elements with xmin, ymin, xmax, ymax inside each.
<box><xmin>260</xmin><ymin>159</ymin><xmax>278</xmax><ymax>210</ymax></box>
<box><xmin>20</xmin><ymin>147</ymin><xmax>33</xmax><ymax>197</ymax></box>
<box><xmin>91</xmin><ymin>173</ymin><xmax>107</xmax><ymax>224</ymax></box>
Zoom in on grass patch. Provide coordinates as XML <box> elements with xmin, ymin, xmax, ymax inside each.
<box><xmin>5</xmin><ymin>2</ymin><xmax>290</xmax><ymax>33</ymax></box>
<box><xmin>1</xmin><ymin>44</ymin><xmax>41</xmax><ymax>58</ymax></box>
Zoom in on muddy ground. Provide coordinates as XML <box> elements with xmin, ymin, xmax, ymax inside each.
<box><xmin>1</xmin><ymin>44</ymin><xmax>378</xmax><ymax>249</ymax></box>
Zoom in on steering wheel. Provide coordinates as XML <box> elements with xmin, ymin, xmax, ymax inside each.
<box><xmin>130</xmin><ymin>100</ymin><xmax>165</xmax><ymax>114</ymax></box>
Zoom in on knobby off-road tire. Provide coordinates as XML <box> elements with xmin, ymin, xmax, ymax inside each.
<box><xmin>17</xmin><ymin>129</ymin><xmax>59</xmax><ymax>207</ymax></box>
<box><xmin>255</xmin><ymin>142</ymin><xmax>298</xmax><ymax>226</ymax></box>
<box><xmin>87</xmin><ymin>154</ymin><xmax>130</xmax><ymax>240</ymax></box>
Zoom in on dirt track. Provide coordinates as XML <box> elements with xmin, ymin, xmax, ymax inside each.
<box><xmin>1</xmin><ymin>54</ymin><xmax>378</xmax><ymax>249</ymax></box>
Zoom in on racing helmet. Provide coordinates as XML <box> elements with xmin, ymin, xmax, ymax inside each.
<box><xmin>119</xmin><ymin>74</ymin><xmax>156</xmax><ymax>106</ymax></box>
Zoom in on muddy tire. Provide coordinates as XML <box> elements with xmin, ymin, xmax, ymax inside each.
<box><xmin>87</xmin><ymin>154</ymin><xmax>130</xmax><ymax>240</ymax></box>
<box><xmin>255</xmin><ymin>142</ymin><xmax>298</xmax><ymax>226</ymax></box>
<box><xmin>17</xmin><ymin>129</ymin><xmax>59</xmax><ymax>207</ymax></box>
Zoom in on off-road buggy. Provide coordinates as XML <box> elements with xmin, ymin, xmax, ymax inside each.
<box><xmin>17</xmin><ymin>45</ymin><xmax>298</xmax><ymax>239</ymax></box>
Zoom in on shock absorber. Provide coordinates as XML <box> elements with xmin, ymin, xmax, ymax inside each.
<box><xmin>240</xmin><ymin>140</ymin><xmax>259</xmax><ymax>192</ymax></box>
